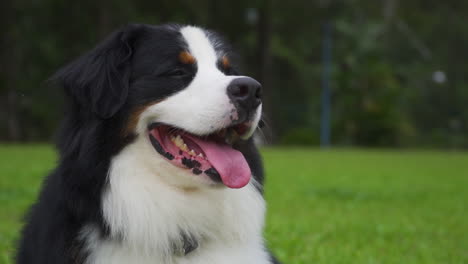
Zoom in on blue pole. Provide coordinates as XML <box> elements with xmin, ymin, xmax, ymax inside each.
<box><xmin>320</xmin><ymin>21</ymin><xmax>332</xmax><ymax>148</ymax></box>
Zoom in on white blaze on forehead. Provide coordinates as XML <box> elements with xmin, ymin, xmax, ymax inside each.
<box><xmin>180</xmin><ymin>26</ymin><xmax>218</xmax><ymax>67</ymax></box>
<box><xmin>136</xmin><ymin>25</ymin><xmax>236</xmax><ymax>135</ymax></box>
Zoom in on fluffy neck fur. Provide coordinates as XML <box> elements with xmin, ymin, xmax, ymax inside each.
<box><xmin>83</xmin><ymin>135</ymin><xmax>267</xmax><ymax>263</ymax></box>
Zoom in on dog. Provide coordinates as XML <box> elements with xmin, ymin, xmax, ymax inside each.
<box><xmin>16</xmin><ymin>24</ymin><xmax>281</xmax><ymax>264</ymax></box>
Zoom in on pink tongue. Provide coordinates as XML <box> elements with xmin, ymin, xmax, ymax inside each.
<box><xmin>187</xmin><ymin>136</ymin><xmax>251</xmax><ymax>188</ymax></box>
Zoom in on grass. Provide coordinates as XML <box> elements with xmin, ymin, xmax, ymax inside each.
<box><xmin>0</xmin><ymin>145</ymin><xmax>56</xmax><ymax>264</ymax></box>
<box><xmin>263</xmin><ymin>148</ymin><xmax>468</xmax><ymax>264</ymax></box>
<box><xmin>0</xmin><ymin>145</ymin><xmax>467</xmax><ymax>263</ymax></box>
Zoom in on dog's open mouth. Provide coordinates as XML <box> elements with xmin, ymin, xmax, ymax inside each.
<box><xmin>148</xmin><ymin>123</ymin><xmax>252</xmax><ymax>188</ymax></box>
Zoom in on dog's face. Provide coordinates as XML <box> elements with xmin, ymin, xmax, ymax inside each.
<box><xmin>55</xmin><ymin>24</ymin><xmax>262</xmax><ymax>189</ymax></box>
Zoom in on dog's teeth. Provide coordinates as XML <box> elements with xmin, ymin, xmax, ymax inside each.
<box><xmin>181</xmin><ymin>143</ymin><xmax>188</xmax><ymax>152</ymax></box>
<box><xmin>171</xmin><ymin>134</ymin><xmax>189</xmax><ymax>152</ymax></box>
<box><xmin>170</xmin><ymin>135</ymin><xmax>177</xmax><ymax>143</ymax></box>
<box><xmin>198</xmin><ymin>153</ymin><xmax>204</xmax><ymax>158</ymax></box>
<box><xmin>189</xmin><ymin>149</ymin><xmax>196</xmax><ymax>156</ymax></box>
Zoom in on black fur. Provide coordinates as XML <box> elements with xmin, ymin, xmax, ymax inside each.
<box><xmin>16</xmin><ymin>23</ymin><xmax>280</xmax><ymax>264</ymax></box>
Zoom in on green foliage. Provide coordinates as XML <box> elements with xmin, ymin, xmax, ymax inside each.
<box><xmin>333</xmin><ymin>20</ymin><xmax>405</xmax><ymax>146</ymax></box>
<box><xmin>1</xmin><ymin>0</ymin><xmax>467</xmax><ymax>148</ymax></box>
<box><xmin>1</xmin><ymin>145</ymin><xmax>468</xmax><ymax>263</ymax></box>
<box><xmin>280</xmin><ymin>127</ymin><xmax>320</xmax><ymax>145</ymax></box>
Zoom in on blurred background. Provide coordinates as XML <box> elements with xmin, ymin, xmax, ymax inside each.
<box><xmin>2</xmin><ymin>0</ymin><xmax>467</xmax><ymax>149</ymax></box>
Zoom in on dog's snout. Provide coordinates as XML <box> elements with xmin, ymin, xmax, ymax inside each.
<box><xmin>227</xmin><ymin>77</ymin><xmax>262</xmax><ymax>112</ymax></box>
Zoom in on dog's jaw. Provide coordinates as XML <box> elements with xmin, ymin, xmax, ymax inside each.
<box><xmin>129</xmin><ymin>25</ymin><xmax>263</xmax><ymax>188</ymax></box>
<box><xmin>89</xmin><ymin>135</ymin><xmax>268</xmax><ymax>263</ymax></box>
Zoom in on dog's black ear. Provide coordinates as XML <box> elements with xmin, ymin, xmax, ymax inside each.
<box><xmin>53</xmin><ymin>24</ymin><xmax>143</xmax><ymax>119</ymax></box>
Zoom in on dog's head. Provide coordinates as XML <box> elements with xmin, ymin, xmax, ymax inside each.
<box><xmin>54</xmin><ymin>24</ymin><xmax>262</xmax><ymax>189</ymax></box>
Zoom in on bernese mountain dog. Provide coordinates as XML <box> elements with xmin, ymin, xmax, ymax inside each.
<box><xmin>16</xmin><ymin>23</ymin><xmax>281</xmax><ymax>264</ymax></box>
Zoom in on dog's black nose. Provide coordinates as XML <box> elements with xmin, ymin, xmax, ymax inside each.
<box><xmin>227</xmin><ymin>77</ymin><xmax>262</xmax><ymax>112</ymax></box>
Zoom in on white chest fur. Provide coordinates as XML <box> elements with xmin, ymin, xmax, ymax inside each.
<box><xmin>82</xmin><ymin>138</ymin><xmax>271</xmax><ymax>264</ymax></box>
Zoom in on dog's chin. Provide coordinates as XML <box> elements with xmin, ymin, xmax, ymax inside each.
<box><xmin>145</xmin><ymin>119</ymin><xmax>258</xmax><ymax>190</ymax></box>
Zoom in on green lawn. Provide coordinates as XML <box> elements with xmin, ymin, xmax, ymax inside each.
<box><xmin>1</xmin><ymin>145</ymin><xmax>467</xmax><ymax>264</ymax></box>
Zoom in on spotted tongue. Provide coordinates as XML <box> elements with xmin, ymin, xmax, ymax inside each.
<box><xmin>187</xmin><ymin>136</ymin><xmax>251</xmax><ymax>188</ymax></box>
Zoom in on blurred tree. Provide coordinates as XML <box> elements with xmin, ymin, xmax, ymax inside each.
<box><xmin>1</xmin><ymin>0</ymin><xmax>467</xmax><ymax>148</ymax></box>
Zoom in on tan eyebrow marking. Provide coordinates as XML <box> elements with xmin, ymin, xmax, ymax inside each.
<box><xmin>179</xmin><ymin>51</ymin><xmax>196</xmax><ymax>64</ymax></box>
<box><xmin>221</xmin><ymin>55</ymin><xmax>230</xmax><ymax>68</ymax></box>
